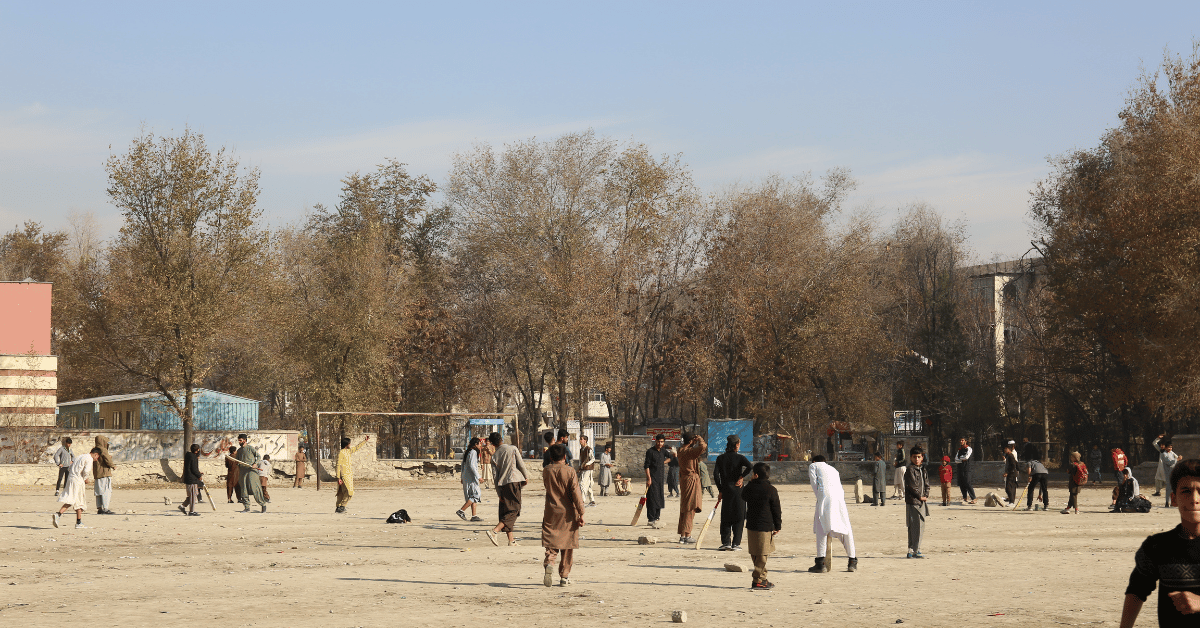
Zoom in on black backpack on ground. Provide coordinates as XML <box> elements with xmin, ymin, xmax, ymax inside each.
<box><xmin>386</xmin><ymin>509</ymin><xmax>411</xmax><ymax>523</ymax></box>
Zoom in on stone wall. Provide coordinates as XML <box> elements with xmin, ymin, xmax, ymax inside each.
<box><xmin>0</xmin><ymin>427</ymin><xmax>299</xmax><ymax>464</ymax></box>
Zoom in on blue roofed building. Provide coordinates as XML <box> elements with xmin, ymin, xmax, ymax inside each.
<box><xmin>56</xmin><ymin>388</ymin><xmax>259</xmax><ymax>431</ymax></box>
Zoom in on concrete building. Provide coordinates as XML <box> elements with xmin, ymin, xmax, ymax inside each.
<box><xmin>0</xmin><ymin>281</ymin><xmax>56</xmax><ymax>426</ymax></box>
<box><xmin>964</xmin><ymin>258</ymin><xmax>1042</xmax><ymax>372</ymax></box>
<box><xmin>57</xmin><ymin>388</ymin><xmax>260</xmax><ymax>431</ymax></box>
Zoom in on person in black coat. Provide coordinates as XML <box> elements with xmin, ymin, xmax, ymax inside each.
<box><xmin>643</xmin><ymin>434</ymin><xmax>667</xmax><ymax>528</ymax></box>
<box><xmin>179</xmin><ymin>443</ymin><xmax>203</xmax><ymax>516</ymax></box>
<box><xmin>741</xmin><ymin>462</ymin><xmax>782</xmax><ymax>590</ymax></box>
<box><xmin>714</xmin><ymin>435</ymin><xmax>754</xmax><ymax>551</ymax></box>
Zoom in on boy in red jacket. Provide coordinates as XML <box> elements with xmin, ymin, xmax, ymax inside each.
<box><xmin>939</xmin><ymin>456</ymin><xmax>953</xmax><ymax>506</ymax></box>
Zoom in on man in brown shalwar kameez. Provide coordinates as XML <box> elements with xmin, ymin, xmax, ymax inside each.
<box><xmin>676</xmin><ymin>433</ymin><xmax>708</xmax><ymax>544</ymax></box>
<box><xmin>541</xmin><ymin>443</ymin><xmax>585</xmax><ymax>587</ymax></box>
<box><xmin>293</xmin><ymin>446</ymin><xmax>307</xmax><ymax>488</ymax></box>
<box><xmin>225</xmin><ymin>446</ymin><xmax>243</xmax><ymax>503</ymax></box>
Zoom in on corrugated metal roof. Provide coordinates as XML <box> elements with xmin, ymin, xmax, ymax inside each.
<box><xmin>58</xmin><ymin>388</ymin><xmax>260</xmax><ymax>407</ymax></box>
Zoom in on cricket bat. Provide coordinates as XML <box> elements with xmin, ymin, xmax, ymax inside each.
<box><xmin>202</xmin><ymin>484</ymin><xmax>217</xmax><ymax>511</ymax></box>
<box><xmin>1011</xmin><ymin>482</ymin><xmax>1029</xmax><ymax>511</ymax></box>
<box><xmin>694</xmin><ymin>495</ymin><xmax>722</xmax><ymax>550</ymax></box>
<box><xmin>631</xmin><ymin>485</ymin><xmax>652</xmax><ymax>526</ymax></box>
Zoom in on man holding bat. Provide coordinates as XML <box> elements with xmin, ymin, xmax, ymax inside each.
<box><xmin>234</xmin><ymin>434</ymin><xmax>267</xmax><ymax>513</ymax></box>
<box><xmin>643</xmin><ymin>434</ymin><xmax>667</xmax><ymax>529</ymax></box>
<box><xmin>676</xmin><ymin>432</ymin><xmax>707</xmax><ymax>544</ymax></box>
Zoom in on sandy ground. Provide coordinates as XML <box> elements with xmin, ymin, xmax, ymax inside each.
<box><xmin>0</xmin><ymin>476</ymin><xmax>1179</xmax><ymax>627</ymax></box>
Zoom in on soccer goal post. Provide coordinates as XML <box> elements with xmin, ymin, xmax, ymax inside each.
<box><xmin>313</xmin><ymin>411</ymin><xmax>518</xmax><ymax>490</ymax></box>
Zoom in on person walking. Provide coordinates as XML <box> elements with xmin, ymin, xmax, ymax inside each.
<box><xmin>293</xmin><ymin>446</ymin><xmax>307</xmax><ymax>488</ymax></box>
<box><xmin>479</xmin><ymin>438</ymin><xmax>495</xmax><ymax>489</ymax></box>
<box><xmin>578</xmin><ymin>435</ymin><xmax>596</xmax><ymax>507</ymax></box>
<box><xmin>487</xmin><ymin>432</ymin><xmax>530</xmax><ymax>547</ymax></box>
<box><xmin>596</xmin><ymin>444</ymin><xmax>613</xmax><ymax>496</ymax></box>
<box><xmin>807</xmin><ymin>455</ymin><xmax>857</xmax><ymax>572</ymax></box>
<box><xmin>334</xmin><ymin>435</ymin><xmax>370</xmax><ymax>514</ymax></box>
<box><xmin>742</xmin><ymin>462</ymin><xmax>781</xmax><ymax>590</ymax></box>
<box><xmin>939</xmin><ymin>456</ymin><xmax>953</xmax><ymax>506</ymax></box>
<box><xmin>891</xmin><ymin>441</ymin><xmax>906</xmax><ymax>499</ymax></box>
<box><xmin>953</xmin><ymin>437</ymin><xmax>977</xmax><ymax>504</ymax></box>
<box><xmin>698</xmin><ymin>453</ymin><xmax>715</xmax><ymax>499</ymax></box>
<box><xmin>643</xmin><ymin>434</ymin><xmax>667</xmax><ymax>529</ymax></box>
<box><xmin>53</xmin><ymin>437</ymin><xmax>73</xmax><ymax>497</ymax></box>
<box><xmin>93</xmin><ymin>435</ymin><xmax>116</xmax><ymax>515</ymax></box>
<box><xmin>714</xmin><ymin>434</ymin><xmax>753</xmax><ymax>551</ymax></box>
<box><xmin>676</xmin><ymin>433</ymin><xmax>707</xmax><ymax>544</ymax></box>
<box><xmin>53</xmin><ymin>447</ymin><xmax>101</xmax><ymax>530</ymax></box>
<box><xmin>1089</xmin><ymin>444</ymin><xmax>1102</xmax><ymax>484</ymax></box>
<box><xmin>904</xmin><ymin>447</ymin><xmax>930</xmax><ymax>558</ymax></box>
<box><xmin>178</xmin><ymin>443</ymin><xmax>203</xmax><ymax>516</ymax></box>
<box><xmin>456</xmin><ymin>437</ymin><xmax>483</xmax><ymax>521</ymax></box>
<box><xmin>1063</xmin><ymin>450</ymin><xmax>1087</xmax><ymax>514</ymax></box>
<box><xmin>225</xmin><ymin>446</ymin><xmax>243</xmax><ymax>502</ymax></box>
<box><xmin>234</xmin><ymin>434</ymin><xmax>267</xmax><ymax>513</ymax></box>
<box><xmin>540</xmin><ymin>444</ymin><xmax>585</xmax><ymax>587</ymax></box>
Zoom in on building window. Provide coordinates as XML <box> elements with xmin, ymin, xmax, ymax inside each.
<box><xmin>125</xmin><ymin>411</ymin><xmax>132</xmax><ymax>429</ymax></box>
<box><xmin>589</xmin><ymin>391</ymin><xmax>606</xmax><ymax>403</ymax></box>
<box><xmin>113</xmin><ymin>411</ymin><xmax>120</xmax><ymax>429</ymax></box>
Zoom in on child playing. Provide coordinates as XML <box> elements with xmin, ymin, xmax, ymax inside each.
<box><xmin>1063</xmin><ymin>451</ymin><xmax>1087</xmax><ymax>514</ymax></box>
<box><xmin>256</xmin><ymin>455</ymin><xmax>272</xmax><ymax>503</ymax></box>
<box><xmin>904</xmin><ymin>446</ymin><xmax>929</xmax><ymax>558</ymax></box>
<box><xmin>54</xmin><ymin>447</ymin><xmax>101</xmax><ymax>529</ymax></box>
<box><xmin>741</xmin><ymin>462</ymin><xmax>781</xmax><ymax>590</ymax></box>
<box><xmin>613</xmin><ymin>472</ymin><xmax>631</xmax><ymax>496</ymax></box>
<box><xmin>1119</xmin><ymin>458</ymin><xmax>1200</xmax><ymax>627</ymax></box>
<box><xmin>939</xmin><ymin>455</ymin><xmax>953</xmax><ymax>506</ymax></box>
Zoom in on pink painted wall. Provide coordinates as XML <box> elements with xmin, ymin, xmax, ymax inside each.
<box><xmin>0</xmin><ymin>282</ymin><xmax>51</xmax><ymax>355</ymax></box>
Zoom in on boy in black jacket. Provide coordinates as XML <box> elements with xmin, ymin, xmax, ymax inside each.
<box><xmin>741</xmin><ymin>462</ymin><xmax>781</xmax><ymax>590</ymax></box>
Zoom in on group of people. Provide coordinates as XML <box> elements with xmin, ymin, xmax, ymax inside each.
<box><xmin>52</xmin><ymin>435</ymin><xmax>115</xmax><ymax>529</ymax></box>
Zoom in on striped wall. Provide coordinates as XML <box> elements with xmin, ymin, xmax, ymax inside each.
<box><xmin>0</xmin><ymin>355</ymin><xmax>57</xmax><ymax>427</ymax></box>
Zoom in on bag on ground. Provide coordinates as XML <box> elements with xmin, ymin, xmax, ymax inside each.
<box><xmin>386</xmin><ymin>509</ymin><xmax>411</xmax><ymax>523</ymax></box>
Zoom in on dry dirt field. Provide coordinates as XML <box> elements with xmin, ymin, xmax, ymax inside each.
<box><xmin>0</xmin><ymin>477</ymin><xmax>1178</xmax><ymax>627</ymax></box>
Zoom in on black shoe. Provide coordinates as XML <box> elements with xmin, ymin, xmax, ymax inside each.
<box><xmin>751</xmin><ymin>580</ymin><xmax>774</xmax><ymax>590</ymax></box>
<box><xmin>848</xmin><ymin>557</ymin><xmax>858</xmax><ymax>572</ymax></box>
<box><xmin>188</xmin><ymin>512</ymin><xmax>201</xmax><ymax>516</ymax></box>
<box><xmin>808</xmin><ymin>557</ymin><xmax>825</xmax><ymax>573</ymax></box>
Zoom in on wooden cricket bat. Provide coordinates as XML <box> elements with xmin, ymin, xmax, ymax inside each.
<box><xmin>694</xmin><ymin>495</ymin><xmax>722</xmax><ymax>549</ymax></box>
<box><xmin>631</xmin><ymin>485</ymin><xmax>652</xmax><ymax>526</ymax></box>
<box><xmin>1011</xmin><ymin>481</ymin><xmax>1029</xmax><ymax>511</ymax></box>
<box><xmin>202</xmin><ymin>484</ymin><xmax>217</xmax><ymax>511</ymax></box>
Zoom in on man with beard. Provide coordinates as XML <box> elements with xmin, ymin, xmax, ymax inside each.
<box><xmin>643</xmin><ymin>434</ymin><xmax>667</xmax><ymax>529</ymax></box>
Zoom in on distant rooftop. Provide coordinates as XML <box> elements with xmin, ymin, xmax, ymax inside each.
<box><xmin>58</xmin><ymin>388</ymin><xmax>260</xmax><ymax>407</ymax></box>
<box><xmin>963</xmin><ymin>257</ymin><xmax>1042</xmax><ymax>278</ymax></box>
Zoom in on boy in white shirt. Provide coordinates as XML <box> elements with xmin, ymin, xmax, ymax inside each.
<box><xmin>256</xmin><ymin>455</ymin><xmax>272</xmax><ymax>503</ymax></box>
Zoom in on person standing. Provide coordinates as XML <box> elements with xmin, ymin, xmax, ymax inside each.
<box><xmin>457</xmin><ymin>437</ymin><xmax>483</xmax><ymax>521</ymax></box>
<box><xmin>871</xmin><ymin>452</ymin><xmax>887</xmax><ymax>506</ymax></box>
<box><xmin>698</xmin><ymin>454</ymin><xmax>715</xmax><ymax>499</ymax></box>
<box><xmin>178</xmin><ymin>443</ymin><xmax>203</xmax><ymax>516</ymax></box>
<box><xmin>225</xmin><ymin>446</ymin><xmax>243</xmax><ymax>502</ymax></box>
<box><xmin>293</xmin><ymin>446</ymin><xmax>307</xmax><ymax>488</ymax></box>
<box><xmin>742</xmin><ymin>462</ymin><xmax>781</xmax><ymax>590</ymax></box>
<box><xmin>1112</xmin><ymin>448</ymin><xmax>1128</xmax><ymax>485</ymax></box>
<box><xmin>904</xmin><ymin>447</ymin><xmax>930</xmax><ymax>558</ymax></box>
<box><xmin>892</xmin><ymin>441</ymin><xmax>906</xmax><ymax>499</ymax></box>
<box><xmin>256</xmin><ymin>455</ymin><xmax>272</xmax><ymax>503</ymax></box>
<box><xmin>1118</xmin><ymin>459</ymin><xmax>1200</xmax><ymax>628</ymax></box>
<box><xmin>578</xmin><ymin>435</ymin><xmax>596</xmax><ymax>507</ymax></box>
<box><xmin>540</xmin><ymin>444</ymin><xmax>585</xmax><ymax>587</ymax></box>
<box><xmin>1003</xmin><ymin>443</ymin><xmax>1020</xmax><ymax>505</ymax></box>
<box><xmin>53</xmin><ymin>437</ymin><xmax>73</xmax><ymax>497</ymax></box>
<box><xmin>807</xmin><ymin>455</ymin><xmax>857</xmax><ymax>572</ymax></box>
<box><xmin>480</xmin><ymin>438</ymin><xmax>495</xmax><ymax>489</ymax></box>
<box><xmin>666</xmin><ymin>447</ymin><xmax>680</xmax><ymax>498</ymax></box>
<box><xmin>93</xmin><ymin>435</ymin><xmax>116</xmax><ymax>515</ymax></box>
<box><xmin>939</xmin><ymin>456</ymin><xmax>953</xmax><ymax>506</ymax></box>
<box><xmin>487</xmin><ymin>432</ymin><xmax>530</xmax><ymax>547</ymax></box>
<box><xmin>334</xmin><ymin>435</ymin><xmax>370</xmax><ymax>514</ymax></box>
<box><xmin>1161</xmin><ymin>443</ymin><xmax>1180</xmax><ymax>508</ymax></box>
<box><xmin>1153</xmin><ymin>434</ymin><xmax>1168</xmax><ymax>496</ymax></box>
<box><xmin>596</xmin><ymin>444</ymin><xmax>613</xmax><ymax>496</ymax></box>
<box><xmin>53</xmin><ymin>447</ymin><xmax>101</xmax><ymax>530</ymax></box>
<box><xmin>714</xmin><ymin>434</ymin><xmax>753</xmax><ymax>551</ymax></box>
<box><xmin>953</xmin><ymin>437</ymin><xmax>976</xmax><ymax>504</ymax></box>
<box><xmin>1063</xmin><ymin>450</ymin><xmax>1087</xmax><ymax>514</ymax></box>
<box><xmin>643</xmin><ymin>434</ymin><xmax>667</xmax><ymax>529</ymax></box>
<box><xmin>676</xmin><ymin>433</ymin><xmax>707</xmax><ymax>544</ymax></box>
<box><xmin>234</xmin><ymin>434</ymin><xmax>267</xmax><ymax>513</ymax></box>
<box><xmin>1089</xmin><ymin>444</ymin><xmax>1103</xmax><ymax>484</ymax></box>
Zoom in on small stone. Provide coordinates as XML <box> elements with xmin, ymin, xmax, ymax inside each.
<box><xmin>896</xmin><ymin>620</ymin><xmax>904</xmax><ymax>624</ymax></box>
<box><xmin>163</xmin><ymin>497</ymin><xmax>172</xmax><ymax>505</ymax></box>
<box><xmin>671</xmin><ymin>610</ymin><xmax>687</xmax><ymax>623</ymax></box>
<box><xmin>723</xmin><ymin>563</ymin><xmax>744</xmax><ymax>572</ymax></box>
<box><xmin>816</xmin><ymin>598</ymin><xmax>829</xmax><ymax>604</ymax></box>
<box><xmin>637</xmin><ymin>536</ymin><xmax>658</xmax><ymax>545</ymax></box>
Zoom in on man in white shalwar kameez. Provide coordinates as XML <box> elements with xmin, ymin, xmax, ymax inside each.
<box><xmin>54</xmin><ymin>448</ymin><xmax>100</xmax><ymax>530</ymax></box>
<box><xmin>807</xmin><ymin>455</ymin><xmax>857</xmax><ymax>573</ymax></box>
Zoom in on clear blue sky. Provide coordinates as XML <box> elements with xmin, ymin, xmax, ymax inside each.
<box><xmin>1</xmin><ymin>2</ymin><xmax>1197</xmax><ymax>259</ymax></box>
